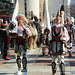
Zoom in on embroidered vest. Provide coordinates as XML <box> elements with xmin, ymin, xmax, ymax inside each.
<box><xmin>50</xmin><ymin>26</ymin><xmax>64</xmax><ymax>54</ymax></box>
<box><xmin>52</xmin><ymin>26</ymin><xmax>64</xmax><ymax>42</ymax></box>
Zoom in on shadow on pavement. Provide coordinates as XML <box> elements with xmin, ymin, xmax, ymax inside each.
<box><xmin>69</xmin><ymin>60</ymin><xmax>75</xmax><ymax>66</ymax></box>
<box><xmin>6</xmin><ymin>61</ymin><xmax>16</xmax><ymax>64</ymax></box>
<box><xmin>0</xmin><ymin>73</ymin><xmax>14</xmax><ymax>75</ymax></box>
<box><xmin>27</xmin><ymin>54</ymin><xmax>50</xmax><ymax>58</ymax></box>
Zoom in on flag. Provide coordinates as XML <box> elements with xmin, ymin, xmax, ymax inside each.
<box><xmin>40</xmin><ymin>1</ymin><xmax>45</xmax><ymax>28</ymax></box>
<box><xmin>41</xmin><ymin>0</ymin><xmax>51</xmax><ymax>32</ymax></box>
<box><xmin>11</xmin><ymin>0</ymin><xmax>19</xmax><ymax>33</ymax></box>
<box><xmin>44</xmin><ymin>0</ymin><xmax>51</xmax><ymax>31</ymax></box>
<box><xmin>41</xmin><ymin>0</ymin><xmax>51</xmax><ymax>40</ymax></box>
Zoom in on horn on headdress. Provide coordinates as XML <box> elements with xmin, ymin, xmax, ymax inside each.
<box><xmin>60</xmin><ymin>5</ymin><xmax>64</xmax><ymax>25</ymax></box>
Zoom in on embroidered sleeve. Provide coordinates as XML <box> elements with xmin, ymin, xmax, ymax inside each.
<box><xmin>64</xmin><ymin>27</ymin><xmax>70</xmax><ymax>42</ymax></box>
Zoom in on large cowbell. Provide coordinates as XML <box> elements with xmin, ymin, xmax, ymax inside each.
<box><xmin>5</xmin><ymin>21</ymin><xmax>17</xmax><ymax>38</ymax></box>
<box><xmin>7</xmin><ymin>22</ymin><xmax>18</xmax><ymax>38</ymax></box>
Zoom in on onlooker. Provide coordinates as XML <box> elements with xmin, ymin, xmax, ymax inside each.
<box><xmin>1</xmin><ymin>18</ymin><xmax>8</xmax><ymax>29</ymax></box>
<box><xmin>64</xmin><ymin>17</ymin><xmax>73</xmax><ymax>57</ymax></box>
<box><xmin>0</xmin><ymin>19</ymin><xmax>3</xmax><ymax>28</ymax></box>
<box><xmin>0</xmin><ymin>18</ymin><xmax>11</xmax><ymax>60</ymax></box>
<box><xmin>50</xmin><ymin>18</ymin><xmax>57</xmax><ymax>27</ymax></box>
<box><xmin>73</xmin><ymin>24</ymin><xmax>75</xmax><ymax>41</ymax></box>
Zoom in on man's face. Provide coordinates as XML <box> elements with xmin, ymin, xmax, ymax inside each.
<box><xmin>66</xmin><ymin>21</ymin><xmax>70</xmax><ymax>24</ymax></box>
<box><xmin>57</xmin><ymin>18</ymin><xmax>61</xmax><ymax>24</ymax></box>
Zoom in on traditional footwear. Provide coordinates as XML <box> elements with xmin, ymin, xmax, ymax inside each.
<box><xmin>68</xmin><ymin>51</ymin><xmax>72</xmax><ymax>57</ymax></box>
<box><xmin>17</xmin><ymin>70</ymin><xmax>22</xmax><ymax>75</ymax></box>
<box><xmin>4</xmin><ymin>56</ymin><xmax>11</xmax><ymax>60</ymax></box>
<box><xmin>69</xmin><ymin>54</ymin><xmax>72</xmax><ymax>57</ymax></box>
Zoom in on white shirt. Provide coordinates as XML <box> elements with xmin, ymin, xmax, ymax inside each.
<box><xmin>49</xmin><ymin>24</ymin><xmax>70</xmax><ymax>42</ymax></box>
<box><xmin>18</xmin><ymin>25</ymin><xmax>24</xmax><ymax>36</ymax></box>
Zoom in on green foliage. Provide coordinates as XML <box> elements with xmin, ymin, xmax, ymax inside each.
<box><xmin>0</xmin><ymin>0</ymin><xmax>15</xmax><ymax>15</ymax></box>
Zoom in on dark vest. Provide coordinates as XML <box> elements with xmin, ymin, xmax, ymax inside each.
<box><xmin>52</xmin><ymin>26</ymin><xmax>64</xmax><ymax>42</ymax></box>
<box><xmin>1</xmin><ymin>23</ymin><xmax>7</xmax><ymax>29</ymax></box>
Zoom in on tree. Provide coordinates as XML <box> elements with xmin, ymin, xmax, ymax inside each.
<box><xmin>0</xmin><ymin>0</ymin><xmax>15</xmax><ymax>15</ymax></box>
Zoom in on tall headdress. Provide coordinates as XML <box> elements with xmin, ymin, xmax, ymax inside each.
<box><xmin>60</xmin><ymin>5</ymin><xmax>64</xmax><ymax>25</ymax></box>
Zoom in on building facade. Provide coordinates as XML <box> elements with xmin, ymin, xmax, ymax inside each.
<box><xmin>26</xmin><ymin>0</ymin><xmax>72</xmax><ymax>19</ymax></box>
<box><xmin>12</xmin><ymin>0</ymin><xmax>75</xmax><ymax>19</ymax></box>
<box><xmin>27</xmin><ymin>0</ymin><xmax>39</xmax><ymax>19</ymax></box>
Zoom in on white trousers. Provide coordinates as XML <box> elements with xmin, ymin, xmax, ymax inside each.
<box><xmin>52</xmin><ymin>55</ymin><xmax>64</xmax><ymax>65</ymax></box>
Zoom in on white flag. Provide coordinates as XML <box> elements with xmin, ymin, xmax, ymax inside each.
<box><xmin>41</xmin><ymin>0</ymin><xmax>51</xmax><ymax>40</ymax></box>
<box><xmin>11</xmin><ymin>0</ymin><xmax>19</xmax><ymax>33</ymax></box>
<box><xmin>41</xmin><ymin>0</ymin><xmax>51</xmax><ymax>32</ymax></box>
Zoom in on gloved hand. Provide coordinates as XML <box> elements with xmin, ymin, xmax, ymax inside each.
<box><xmin>62</xmin><ymin>51</ymin><xmax>66</xmax><ymax>55</ymax></box>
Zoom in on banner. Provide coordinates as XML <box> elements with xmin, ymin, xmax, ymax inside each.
<box><xmin>11</xmin><ymin>0</ymin><xmax>19</xmax><ymax>33</ymax></box>
<box><xmin>41</xmin><ymin>0</ymin><xmax>51</xmax><ymax>32</ymax></box>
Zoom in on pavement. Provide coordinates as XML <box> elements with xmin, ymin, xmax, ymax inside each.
<box><xmin>0</xmin><ymin>43</ymin><xmax>75</xmax><ymax>75</ymax></box>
